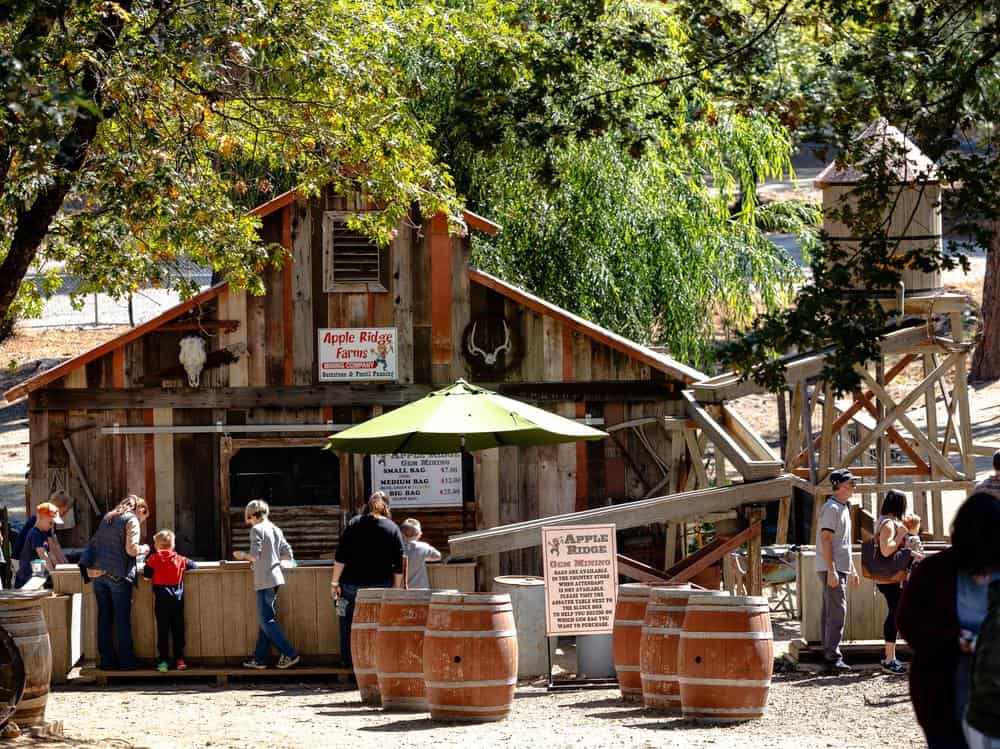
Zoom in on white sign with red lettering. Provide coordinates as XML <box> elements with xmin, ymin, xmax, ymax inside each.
<box><xmin>318</xmin><ymin>328</ymin><xmax>397</xmax><ymax>381</ymax></box>
<box><xmin>542</xmin><ymin>524</ymin><xmax>618</xmax><ymax>636</ymax></box>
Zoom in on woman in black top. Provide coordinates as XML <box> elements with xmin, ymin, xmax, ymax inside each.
<box><xmin>330</xmin><ymin>492</ymin><xmax>404</xmax><ymax>668</ymax></box>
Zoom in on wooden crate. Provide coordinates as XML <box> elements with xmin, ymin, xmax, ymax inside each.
<box><xmin>51</xmin><ymin>562</ymin><xmax>341</xmax><ymax>665</ymax></box>
<box><xmin>41</xmin><ymin>593</ymin><xmax>81</xmax><ymax>684</ymax></box>
<box><xmin>797</xmin><ymin>548</ymin><xmax>889</xmax><ymax>642</ymax></box>
<box><xmin>427</xmin><ymin>562</ymin><xmax>477</xmax><ymax>592</ymax></box>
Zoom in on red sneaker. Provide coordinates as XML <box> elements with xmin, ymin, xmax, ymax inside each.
<box><xmin>176</xmin><ymin>659</ymin><xmax>187</xmax><ymax>671</ymax></box>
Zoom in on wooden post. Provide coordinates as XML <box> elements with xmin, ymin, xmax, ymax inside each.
<box><xmin>922</xmin><ymin>353</ymin><xmax>938</xmax><ymax>537</ymax></box>
<box><xmin>745</xmin><ymin>508</ymin><xmax>767</xmax><ymax>597</ymax></box>
<box><xmin>952</xmin><ymin>311</ymin><xmax>976</xmax><ymax>485</ymax></box>
<box><xmin>875</xmin><ymin>359</ymin><xmax>887</xmax><ymax>508</ymax></box>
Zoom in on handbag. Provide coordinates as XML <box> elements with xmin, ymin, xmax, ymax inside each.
<box><xmin>861</xmin><ymin>520</ymin><xmax>912</xmax><ymax>581</ymax></box>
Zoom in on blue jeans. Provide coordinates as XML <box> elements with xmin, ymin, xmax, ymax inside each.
<box><xmin>254</xmin><ymin>587</ymin><xmax>297</xmax><ymax>663</ymax></box>
<box><xmin>93</xmin><ymin>575</ymin><xmax>135</xmax><ymax>669</ymax></box>
<box><xmin>338</xmin><ymin>581</ymin><xmax>391</xmax><ymax>668</ymax></box>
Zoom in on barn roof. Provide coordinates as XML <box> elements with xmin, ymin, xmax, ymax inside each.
<box><xmin>4</xmin><ymin>282</ymin><xmax>229</xmax><ymax>402</ymax></box>
<box><xmin>814</xmin><ymin>118</ymin><xmax>938</xmax><ymax>186</ymax></box>
<box><xmin>468</xmin><ymin>268</ymin><xmax>706</xmax><ymax>384</ymax></box>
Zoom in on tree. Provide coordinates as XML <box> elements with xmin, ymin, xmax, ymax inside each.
<box><xmin>405</xmin><ymin>0</ymin><xmax>815</xmax><ymax>365</ymax></box>
<box><xmin>669</xmin><ymin>0</ymin><xmax>1000</xmax><ymax>389</ymax></box>
<box><xmin>0</xmin><ymin>0</ymin><xmax>504</xmax><ymax>331</ymax></box>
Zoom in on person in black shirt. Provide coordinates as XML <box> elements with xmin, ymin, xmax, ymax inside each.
<box><xmin>330</xmin><ymin>491</ymin><xmax>404</xmax><ymax>668</ymax></box>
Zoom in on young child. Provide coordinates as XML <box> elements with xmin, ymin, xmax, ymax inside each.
<box><xmin>902</xmin><ymin>513</ymin><xmax>925</xmax><ymax>557</ymax></box>
<box><xmin>400</xmin><ymin>518</ymin><xmax>442</xmax><ymax>589</ymax></box>
<box><xmin>143</xmin><ymin>529</ymin><xmax>197</xmax><ymax>672</ymax></box>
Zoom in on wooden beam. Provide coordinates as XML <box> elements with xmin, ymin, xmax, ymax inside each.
<box><xmin>721</xmin><ymin>404</ymin><xmax>780</xmax><ymax>462</ymax></box>
<box><xmin>282</xmin><ymin>206</ymin><xmax>294</xmax><ymax>386</ymax></box>
<box><xmin>793</xmin><ymin>466</ymin><xmax>931</xmax><ymax>478</ymax></box>
<box><xmin>447</xmin><ymin>475</ymin><xmax>797</xmax><ymax>558</ymax></box>
<box><xmin>31</xmin><ymin>384</ymin><xmax>432</xmax><ymax>410</ymax></box>
<box><xmin>745</xmin><ymin>508</ymin><xmax>767</xmax><ymax>596</ymax></box>
<box><xmin>855</xmin><ymin>367</ymin><xmax>961</xmax><ymax>480</ymax></box>
<box><xmin>617</xmin><ymin>554</ymin><xmax>672</xmax><ymax>583</ymax></box>
<box><xmin>791</xmin><ymin>354</ymin><xmax>915</xmax><ymax>469</ymax></box>
<box><xmin>853</xmin><ymin>394</ymin><xmax>931</xmax><ymax>474</ymax></box>
<box><xmin>682</xmin><ymin>391</ymin><xmax>782</xmax><ymax>481</ymax></box>
<box><xmin>159</xmin><ymin>320</ymin><xmax>240</xmax><ymax>332</ymax></box>
<box><xmin>834</xmin><ymin>353</ymin><xmax>961</xmax><ymax>470</ymax></box>
<box><xmin>62</xmin><ymin>437</ymin><xmax>100</xmax><ymax>516</ymax></box>
<box><xmin>814</xmin><ymin>480</ymin><xmax>977</xmax><ymax>494</ymax></box>
<box><xmin>4</xmin><ymin>283</ymin><xmax>229</xmax><ymax>402</ymax></box>
<box><xmin>666</xmin><ymin>523</ymin><xmax>761</xmax><ymax>586</ymax></box>
<box><xmin>692</xmin><ymin>327</ymin><xmax>943</xmax><ymax>404</ymax></box>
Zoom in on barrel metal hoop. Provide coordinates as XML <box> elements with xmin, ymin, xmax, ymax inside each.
<box><xmin>679</xmin><ymin>631</ymin><xmax>773</xmax><ymax>640</ymax></box>
<box><xmin>353</xmin><ymin>668</ymin><xmax>378</xmax><ymax>675</ymax></box>
<box><xmin>425</xmin><ymin>676</ymin><xmax>517</xmax><ymax>688</ymax></box>
<box><xmin>683</xmin><ymin>706</ymin><xmax>765</xmax><ymax>715</ymax></box>
<box><xmin>613</xmin><ymin>619</ymin><xmax>645</xmax><ymax>626</ymax></box>
<box><xmin>615</xmin><ymin>665</ymin><xmax>641</xmax><ymax>673</ymax></box>
<box><xmin>376</xmin><ymin>625</ymin><xmax>426</xmax><ymax>632</ymax></box>
<box><xmin>378</xmin><ymin>671</ymin><xmax>425</xmax><ymax>679</ymax></box>
<box><xmin>685</xmin><ymin>605</ymin><xmax>770</xmax><ymax>614</ymax></box>
<box><xmin>678</xmin><ymin>676</ymin><xmax>772</xmax><ymax>687</ymax></box>
<box><xmin>429</xmin><ymin>703</ymin><xmax>512</xmax><ymax>713</ymax></box>
<box><xmin>425</xmin><ymin>629</ymin><xmax>517</xmax><ymax>638</ymax></box>
<box><xmin>352</xmin><ymin>623</ymin><xmax>378</xmax><ymax>630</ymax></box>
<box><xmin>429</xmin><ymin>604</ymin><xmax>514</xmax><ymax>612</ymax></box>
<box><xmin>641</xmin><ymin>674</ymin><xmax>679</xmax><ymax>683</ymax></box>
<box><xmin>641</xmin><ymin>626</ymin><xmax>682</xmax><ymax>635</ymax></box>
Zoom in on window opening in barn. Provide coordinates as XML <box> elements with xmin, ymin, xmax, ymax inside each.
<box><xmin>323</xmin><ymin>211</ymin><xmax>388</xmax><ymax>292</ymax></box>
<box><xmin>230</xmin><ymin>447</ymin><xmax>340</xmax><ymax>507</ymax></box>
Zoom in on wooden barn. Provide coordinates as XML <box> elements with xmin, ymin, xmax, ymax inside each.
<box><xmin>5</xmin><ymin>188</ymin><xmax>708</xmax><ymax>582</ymax></box>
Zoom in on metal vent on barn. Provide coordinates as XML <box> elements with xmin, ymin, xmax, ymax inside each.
<box><xmin>332</xmin><ymin>221</ymin><xmax>380</xmax><ymax>283</ymax></box>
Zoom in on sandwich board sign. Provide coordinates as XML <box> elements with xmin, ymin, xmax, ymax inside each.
<box><xmin>541</xmin><ymin>524</ymin><xmax>618</xmax><ymax>636</ymax></box>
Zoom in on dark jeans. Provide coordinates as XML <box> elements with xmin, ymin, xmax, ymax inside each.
<box><xmin>93</xmin><ymin>574</ymin><xmax>135</xmax><ymax>669</ymax></box>
<box><xmin>154</xmin><ymin>588</ymin><xmax>185</xmax><ymax>663</ymax></box>
<box><xmin>876</xmin><ymin>582</ymin><xmax>903</xmax><ymax>644</ymax></box>
<box><xmin>338</xmin><ymin>580</ymin><xmax>391</xmax><ymax>668</ymax></box>
<box><xmin>254</xmin><ymin>586</ymin><xmax>297</xmax><ymax>663</ymax></box>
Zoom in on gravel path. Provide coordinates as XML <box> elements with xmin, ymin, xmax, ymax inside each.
<box><xmin>24</xmin><ymin>666</ymin><xmax>921</xmax><ymax>749</ymax></box>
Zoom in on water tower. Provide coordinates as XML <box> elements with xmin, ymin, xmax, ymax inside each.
<box><xmin>814</xmin><ymin>118</ymin><xmax>943</xmax><ymax>298</ymax></box>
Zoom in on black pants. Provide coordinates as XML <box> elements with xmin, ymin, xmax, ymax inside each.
<box><xmin>876</xmin><ymin>582</ymin><xmax>902</xmax><ymax>644</ymax></box>
<box><xmin>154</xmin><ymin>588</ymin><xmax>185</xmax><ymax>662</ymax></box>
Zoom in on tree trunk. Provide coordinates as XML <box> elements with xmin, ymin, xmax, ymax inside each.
<box><xmin>971</xmin><ymin>222</ymin><xmax>1000</xmax><ymax>380</ymax></box>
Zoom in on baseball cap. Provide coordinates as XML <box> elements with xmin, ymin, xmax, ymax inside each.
<box><xmin>36</xmin><ymin>502</ymin><xmax>65</xmax><ymax>525</ymax></box>
<box><xmin>829</xmin><ymin>468</ymin><xmax>858</xmax><ymax>487</ymax></box>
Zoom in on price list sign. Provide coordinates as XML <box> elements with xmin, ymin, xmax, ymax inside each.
<box><xmin>542</xmin><ymin>524</ymin><xmax>618</xmax><ymax>636</ymax></box>
<box><xmin>371</xmin><ymin>453</ymin><xmax>463</xmax><ymax>508</ymax></box>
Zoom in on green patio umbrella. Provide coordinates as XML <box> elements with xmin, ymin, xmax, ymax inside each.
<box><xmin>326</xmin><ymin>379</ymin><xmax>607</xmax><ymax>454</ymax></box>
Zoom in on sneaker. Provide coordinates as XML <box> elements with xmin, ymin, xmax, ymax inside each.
<box><xmin>175</xmin><ymin>659</ymin><xmax>187</xmax><ymax>671</ymax></box>
<box><xmin>276</xmin><ymin>654</ymin><xmax>300</xmax><ymax>670</ymax></box>
<box><xmin>156</xmin><ymin>661</ymin><xmax>169</xmax><ymax>673</ymax></box>
<box><xmin>824</xmin><ymin>659</ymin><xmax>852</xmax><ymax>674</ymax></box>
<box><xmin>242</xmin><ymin>659</ymin><xmax>267</xmax><ymax>670</ymax></box>
<box><xmin>881</xmin><ymin>658</ymin><xmax>907</xmax><ymax>675</ymax></box>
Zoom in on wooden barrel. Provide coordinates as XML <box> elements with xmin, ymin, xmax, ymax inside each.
<box><xmin>678</xmin><ymin>594</ymin><xmax>773</xmax><ymax>722</ymax></box>
<box><xmin>423</xmin><ymin>592</ymin><xmax>517</xmax><ymax>722</ymax></box>
<box><xmin>0</xmin><ymin>592</ymin><xmax>51</xmax><ymax>726</ymax></box>
<box><xmin>612</xmin><ymin>584</ymin><xmax>653</xmax><ymax>702</ymax></box>
<box><xmin>351</xmin><ymin>588</ymin><xmax>387</xmax><ymax>706</ymax></box>
<box><xmin>375</xmin><ymin>589</ymin><xmax>453</xmax><ymax>711</ymax></box>
<box><xmin>638</xmin><ymin>586</ymin><xmax>715</xmax><ymax>712</ymax></box>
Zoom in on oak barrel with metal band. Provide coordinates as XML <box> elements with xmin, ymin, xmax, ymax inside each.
<box><xmin>423</xmin><ymin>592</ymin><xmax>518</xmax><ymax>722</ymax></box>
<box><xmin>375</xmin><ymin>588</ymin><xmax>454</xmax><ymax>711</ymax></box>
<box><xmin>351</xmin><ymin>588</ymin><xmax>388</xmax><ymax>706</ymax></box>
<box><xmin>638</xmin><ymin>586</ymin><xmax>722</xmax><ymax>712</ymax></box>
<box><xmin>0</xmin><ymin>591</ymin><xmax>51</xmax><ymax>726</ymax></box>
<box><xmin>678</xmin><ymin>593</ymin><xmax>773</xmax><ymax>722</ymax></box>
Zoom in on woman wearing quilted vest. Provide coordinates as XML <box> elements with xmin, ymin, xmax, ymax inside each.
<box><xmin>81</xmin><ymin>495</ymin><xmax>151</xmax><ymax>670</ymax></box>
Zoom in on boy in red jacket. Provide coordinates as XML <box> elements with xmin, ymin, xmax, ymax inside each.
<box><xmin>143</xmin><ymin>529</ymin><xmax>197</xmax><ymax>672</ymax></box>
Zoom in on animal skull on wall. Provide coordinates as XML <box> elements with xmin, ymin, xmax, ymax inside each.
<box><xmin>178</xmin><ymin>336</ymin><xmax>208</xmax><ymax>387</ymax></box>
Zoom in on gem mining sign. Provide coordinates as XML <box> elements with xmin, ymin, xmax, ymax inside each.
<box><xmin>542</xmin><ymin>524</ymin><xmax>618</xmax><ymax>636</ymax></box>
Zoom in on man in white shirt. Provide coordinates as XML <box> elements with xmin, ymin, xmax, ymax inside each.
<box><xmin>815</xmin><ymin>468</ymin><xmax>861</xmax><ymax>673</ymax></box>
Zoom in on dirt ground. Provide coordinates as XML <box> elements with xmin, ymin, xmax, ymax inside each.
<box><xmin>11</xmin><ymin>664</ymin><xmax>919</xmax><ymax>749</ymax></box>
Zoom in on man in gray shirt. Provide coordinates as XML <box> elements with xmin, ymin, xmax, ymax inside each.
<box><xmin>815</xmin><ymin>468</ymin><xmax>860</xmax><ymax>673</ymax></box>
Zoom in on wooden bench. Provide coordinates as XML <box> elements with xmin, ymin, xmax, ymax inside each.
<box><xmin>79</xmin><ymin>665</ymin><xmax>354</xmax><ymax>687</ymax></box>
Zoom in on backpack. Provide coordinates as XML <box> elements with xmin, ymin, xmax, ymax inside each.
<box><xmin>860</xmin><ymin>518</ymin><xmax>912</xmax><ymax>582</ymax></box>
